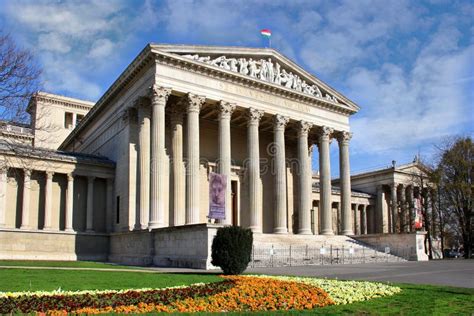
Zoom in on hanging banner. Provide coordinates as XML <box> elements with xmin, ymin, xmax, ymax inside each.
<box><xmin>208</xmin><ymin>172</ymin><xmax>226</xmax><ymax>220</ymax></box>
<box><xmin>414</xmin><ymin>197</ymin><xmax>423</xmax><ymax>229</ymax></box>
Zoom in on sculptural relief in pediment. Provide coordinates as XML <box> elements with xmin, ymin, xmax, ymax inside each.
<box><xmin>180</xmin><ymin>54</ymin><xmax>340</xmax><ymax>104</ymax></box>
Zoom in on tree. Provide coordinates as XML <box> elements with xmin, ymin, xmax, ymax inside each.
<box><xmin>0</xmin><ymin>31</ymin><xmax>41</xmax><ymax>123</ymax></box>
<box><xmin>436</xmin><ymin>137</ymin><xmax>473</xmax><ymax>258</ymax></box>
<box><xmin>211</xmin><ymin>226</ymin><xmax>253</xmax><ymax>275</ymax></box>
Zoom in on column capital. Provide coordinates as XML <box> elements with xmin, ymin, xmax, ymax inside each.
<box><xmin>87</xmin><ymin>176</ymin><xmax>96</xmax><ymax>183</ymax></box>
<box><xmin>185</xmin><ymin>93</ymin><xmax>206</xmax><ymax>113</ymax></box>
<box><xmin>246</xmin><ymin>108</ymin><xmax>264</xmax><ymax>125</ymax></box>
<box><xmin>0</xmin><ymin>167</ymin><xmax>7</xmax><ymax>174</ymax></box>
<box><xmin>149</xmin><ymin>85</ymin><xmax>172</xmax><ymax>104</ymax></box>
<box><xmin>45</xmin><ymin>171</ymin><xmax>54</xmax><ymax>178</ymax></box>
<box><xmin>317</xmin><ymin>126</ymin><xmax>334</xmax><ymax>141</ymax></box>
<box><xmin>67</xmin><ymin>173</ymin><xmax>74</xmax><ymax>181</ymax></box>
<box><xmin>218</xmin><ymin>101</ymin><xmax>236</xmax><ymax>120</ymax></box>
<box><xmin>336</xmin><ymin>131</ymin><xmax>352</xmax><ymax>144</ymax></box>
<box><xmin>297</xmin><ymin>120</ymin><xmax>313</xmax><ymax>137</ymax></box>
<box><xmin>24</xmin><ymin>169</ymin><xmax>32</xmax><ymax>177</ymax></box>
<box><xmin>273</xmin><ymin>114</ymin><xmax>289</xmax><ymax>130</ymax></box>
<box><xmin>170</xmin><ymin>101</ymin><xmax>185</xmax><ymax>124</ymax></box>
<box><xmin>122</xmin><ymin>106</ymin><xmax>137</xmax><ymax>123</ymax></box>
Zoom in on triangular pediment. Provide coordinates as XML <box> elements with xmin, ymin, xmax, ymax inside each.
<box><xmin>150</xmin><ymin>44</ymin><xmax>360</xmax><ymax>113</ymax></box>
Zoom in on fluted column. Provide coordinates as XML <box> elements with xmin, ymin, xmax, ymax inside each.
<box><xmin>65</xmin><ymin>173</ymin><xmax>74</xmax><ymax>231</ymax></box>
<box><xmin>0</xmin><ymin>167</ymin><xmax>7</xmax><ymax>228</ymax></box>
<box><xmin>218</xmin><ymin>101</ymin><xmax>236</xmax><ymax>225</ymax></box>
<box><xmin>318</xmin><ymin>126</ymin><xmax>334</xmax><ymax>235</ymax></box>
<box><xmin>391</xmin><ymin>183</ymin><xmax>398</xmax><ymax>233</ymax></box>
<box><xmin>20</xmin><ymin>169</ymin><xmax>31</xmax><ymax>229</ymax></box>
<box><xmin>361</xmin><ymin>204</ymin><xmax>367</xmax><ymax>234</ymax></box>
<box><xmin>185</xmin><ymin>93</ymin><xmax>206</xmax><ymax>224</ymax></box>
<box><xmin>377</xmin><ymin>185</ymin><xmax>389</xmax><ymax>233</ymax></box>
<box><xmin>137</xmin><ymin>97</ymin><xmax>151</xmax><ymax>229</ymax></box>
<box><xmin>273</xmin><ymin>114</ymin><xmax>289</xmax><ymax>234</ymax></box>
<box><xmin>337</xmin><ymin>131</ymin><xmax>353</xmax><ymax>235</ymax></box>
<box><xmin>407</xmin><ymin>185</ymin><xmax>415</xmax><ymax>232</ymax></box>
<box><xmin>247</xmin><ymin>108</ymin><xmax>264</xmax><ymax>233</ymax></box>
<box><xmin>43</xmin><ymin>171</ymin><xmax>54</xmax><ymax>230</ymax></box>
<box><xmin>171</xmin><ymin>102</ymin><xmax>185</xmax><ymax>226</ymax></box>
<box><xmin>106</xmin><ymin>178</ymin><xmax>114</xmax><ymax>233</ymax></box>
<box><xmin>149</xmin><ymin>85</ymin><xmax>171</xmax><ymax>229</ymax></box>
<box><xmin>297</xmin><ymin>120</ymin><xmax>313</xmax><ymax>235</ymax></box>
<box><xmin>354</xmin><ymin>203</ymin><xmax>360</xmax><ymax>235</ymax></box>
<box><xmin>86</xmin><ymin>176</ymin><xmax>95</xmax><ymax>232</ymax></box>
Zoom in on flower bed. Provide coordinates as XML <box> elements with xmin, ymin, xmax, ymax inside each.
<box><xmin>0</xmin><ymin>275</ymin><xmax>401</xmax><ymax>314</ymax></box>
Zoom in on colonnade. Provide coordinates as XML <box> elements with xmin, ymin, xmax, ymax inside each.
<box><xmin>0</xmin><ymin>168</ymin><xmax>113</xmax><ymax>232</ymax></box>
<box><xmin>134</xmin><ymin>85</ymin><xmax>354</xmax><ymax>235</ymax></box>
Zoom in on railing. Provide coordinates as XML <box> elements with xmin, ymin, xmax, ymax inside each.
<box><xmin>250</xmin><ymin>244</ymin><xmax>414</xmax><ymax>268</ymax></box>
<box><xmin>0</xmin><ymin>124</ymin><xmax>32</xmax><ymax>135</ymax></box>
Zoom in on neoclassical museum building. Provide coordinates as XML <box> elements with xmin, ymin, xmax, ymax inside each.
<box><xmin>0</xmin><ymin>45</ymin><xmax>430</xmax><ymax>268</ymax></box>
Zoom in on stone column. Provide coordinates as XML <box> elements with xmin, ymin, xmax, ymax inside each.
<box><xmin>318</xmin><ymin>126</ymin><xmax>334</xmax><ymax>235</ymax></box>
<box><xmin>106</xmin><ymin>178</ymin><xmax>114</xmax><ymax>233</ymax></box>
<box><xmin>297</xmin><ymin>120</ymin><xmax>313</xmax><ymax>235</ymax></box>
<box><xmin>20</xmin><ymin>169</ymin><xmax>31</xmax><ymax>229</ymax></box>
<box><xmin>247</xmin><ymin>108</ymin><xmax>264</xmax><ymax>233</ymax></box>
<box><xmin>65</xmin><ymin>173</ymin><xmax>74</xmax><ymax>232</ymax></box>
<box><xmin>391</xmin><ymin>183</ymin><xmax>398</xmax><ymax>233</ymax></box>
<box><xmin>0</xmin><ymin>168</ymin><xmax>7</xmax><ymax>228</ymax></box>
<box><xmin>185</xmin><ymin>93</ymin><xmax>206</xmax><ymax>224</ymax></box>
<box><xmin>376</xmin><ymin>185</ymin><xmax>389</xmax><ymax>233</ymax></box>
<box><xmin>407</xmin><ymin>185</ymin><xmax>415</xmax><ymax>232</ymax></box>
<box><xmin>86</xmin><ymin>176</ymin><xmax>95</xmax><ymax>232</ymax></box>
<box><xmin>149</xmin><ymin>85</ymin><xmax>171</xmax><ymax>229</ymax></box>
<box><xmin>354</xmin><ymin>203</ymin><xmax>360</xmax><ymax>235</ymax></box>
<box><xmin>43</xmin><ymin>171</ymin><xmax>54</xmax><ymax>230</ymax></box>
<box><xmin>399</xmin><ymin>184</ymin><xmax>407</xmax><ymax>232</ymax></box>
<box><xmin>361</xmin><ymin>204</ymin><xmax>367</xmax><ymax>234</ymax></box>
<box><xmin>273</xmin><ymin>114</ymin><xmax>289</xmax><ymax>234</ymax></box>
<box><xmin>137</xmin><ymin>97</ymin><xmax>151</xmax><ymax>229</ymax></box>
<box><xmin>217</xmin><ymin>101</ymin><xmax>236</xmax><ymax>225</ymax></box>
<box><xmin>171</xmin><ymin>102</ymin><xmax>185</xmax><ymax>226</ymax></box>
<box><xmin>337</xmin><ymin>131</ymin><xmax>353</xmax><ymax>235</ymax></box>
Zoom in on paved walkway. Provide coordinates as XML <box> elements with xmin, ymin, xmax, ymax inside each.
<box><xmin>247</xmin><ymin>259</ymin><xmax>474</xmax><ymax>288</ymax></box>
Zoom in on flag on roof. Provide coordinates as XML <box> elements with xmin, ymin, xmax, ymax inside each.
<box><xmin>260</xmin><ymin>29</ymin><xmax>272</xmax><ymax>38</ymax></box>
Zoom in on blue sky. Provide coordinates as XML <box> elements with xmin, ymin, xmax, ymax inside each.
<box><xmin>0</xmin><ymin>0</ymin><xmax>473</xmax><ymax>176</ymax></box>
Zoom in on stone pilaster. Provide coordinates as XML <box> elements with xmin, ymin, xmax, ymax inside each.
<box><xmin>136</xmin><ymin>97</ymin><xmax>151</xmax><ymax>229</ymax></box>
<box><xmin>185</xmin><ymin>93</ymin><xmax>206</xmax><ymax>224</ymax></box>
<box><xmin>86</xmin><ymin>176</ymin><xmax>95</xmax><ymax>232</ymax></box>
<box><xmin>337</xmin><ymin>131</ymin><xmax>353</xmax><ymax>235</ymax></box>
<box><xmin>297</xmin><ymin>120</ymin><xmax>313</xmax><ymax>235</ymax></box>
<box><xmin>106</xmin><ymin>178</ymin><xmax>114</xmax><ymax>233</ymax></box>
<box><xmin>20</xmin><ymin>169</ymin><xmax>31</xmax><ymax>229</ymax></box>
<box><xmin>149</xmin><ymin>85</ymin><xmax>171</xmax><ymax>229</ymax></box>
<box><xmin>361</xmin><ymin>204</ymin><xmax>367</xmax><ymax>234</ymax></box>
<box><xmin>217</xmin><ymin>101</ymin><xmax>236</xmax><ymax>225</ymax></box>
<box><xmin>43</xmin><ymin>171</ymin><xmax>54</xmax><ymax>230</ymax></box>
<box><xmin>391</xmin><ymin>183</ymin><xmax>398</xmax><ymax>233</ymax></box>
<box><xmin>171</xmin><ymin>101</ymin><xmax>185</xmax><ymax>226</ymax></box>
<box><xmin>65</xmin><ymin>173</ymin><xmax>74</xmax><ymax>232</ymax></box>
<box><xmin>318</xmin><ymin>126</ymin><xmax>334</xmax><ymax>235</ymax></box>
<box><xmin>247</xmin><ymin>108</ymin><xmax>264</xmax><ymax>233</ymax></box>
<box><xmin>0</xmin><ymin>167</ymin><xmax>7</xmax><ymax>228</ymax></box>
<box><xmin>273</xmin><ymin>114</ymin><xmax>289</xmax><ymax>234</ymax></box>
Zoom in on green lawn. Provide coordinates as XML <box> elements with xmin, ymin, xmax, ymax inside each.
<box><xmin>0</xmin><ymin>260</ymin><xmax>141</xmax><ymax>270</ymax></box>
<box><xmin>0</xmin><ymin>268</ymin><xmax>222</xmax><ymax>292</ymax></box>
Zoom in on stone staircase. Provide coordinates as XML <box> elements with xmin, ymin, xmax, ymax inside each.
<box><xmin>250</xmin><ymin>234</ymin><xmax>406</xmax><ymax>268</ymax></box>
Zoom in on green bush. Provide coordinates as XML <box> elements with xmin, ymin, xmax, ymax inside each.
<box><xmin>211</xmin><ymin>226</ymin><xmax>253</xmax><ymax>275</ymax></box>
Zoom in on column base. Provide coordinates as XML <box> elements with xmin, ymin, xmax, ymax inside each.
<box><xmin>20</xmin><ymin>225</ymin><xmax>31</xmax><ymax>230</ymax></box>
<box><xmin>273</xmin><ymin>227</ymin><xmax>288</xmax><ymax>234</ymax></box>
<box><xmin>297</xmin><ymin>229</ymin><xmax>312</xmax><ymax>235</ymax></box>
<box><xmin>86</xmin><ymin>229</ymin><xmax>95</xmax><ymax>233</ymax></box>
<box><xmin>148</xmin><ymin>222</ymin><xmax>165</xmax><ymax>229</ymax></box>
<box><xmin>321</xmin><ymin>229</ymin><xmax>334</xmax><ymax>236</ymax></box>
<box><xmin>342</xmin><ymin>230</ymin><xmax>354</xmax><ymax>236</ymax></box>
<box><xmin>64</xmin><ymin>228</ymin><xmax>74</xmax><ymax>233</ymax></box>
<box><xmin>248</xmin><ymin>226</ymin><xmax>262</xmax><ymax>234</ymax></box>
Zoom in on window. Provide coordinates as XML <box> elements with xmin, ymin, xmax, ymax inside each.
<box><xmin>64</xmin><ymin>112</ymin><xmax>73</xmax><ymax>129</ymax></box>
<box><xmin>76</xmin><ymin>114</ymin><xmax>84</xmax><ymax>127</ymax></box>
<box><xmin>116</xmin><ymin>196</ymin><xmax>120</xmax><ymax>224</ymax></box>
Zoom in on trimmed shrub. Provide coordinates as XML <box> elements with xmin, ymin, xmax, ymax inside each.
<box><xmin>211</xmin><ymin>226</ymin><xmax>253</xmax><ymax>275</ymax></box>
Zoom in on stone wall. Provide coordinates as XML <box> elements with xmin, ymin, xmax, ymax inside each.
<box><xmin>0</xmin><ymin>229</ymin><xmax>109</xmax><ymax>261</ymax></box>
<box><xmin>108</xmin><ymin>223</ymin><xmax>220</xmax><ymax>269</ymax></box>
<box><xmin>353</xmin><ymin>232</ymin><xmax>429</xmax><ymax>261</ymax></box>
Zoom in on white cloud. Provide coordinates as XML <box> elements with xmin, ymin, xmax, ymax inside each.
<box><xmin>38</xmin><ymin>32</ymin><xmax>71</xmax><ymax>53</ymax></box>
<box><xmin>88</xmin><ymin>38</ymin><xmax>115</xmax><ymax>59</ymax></box>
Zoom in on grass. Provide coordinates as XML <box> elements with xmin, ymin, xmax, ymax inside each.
<box><xmin>0</xmin><ymin>269</ymin><xmax>222</xmax><ymax>292</ymax></box>
<box><xmin>0</xmin><ymin>260</ymin><xmax>141</xmax><ymax>270</ymax></box>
